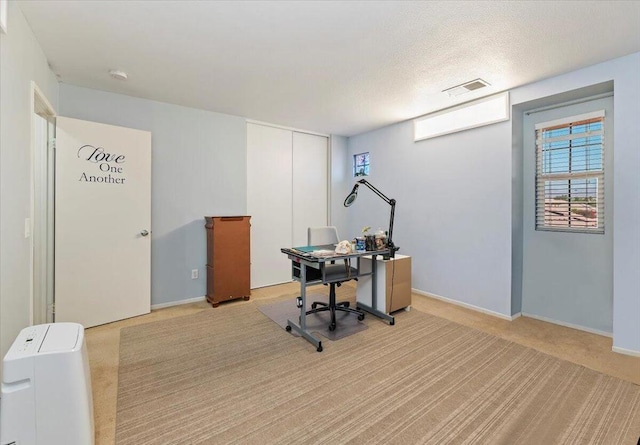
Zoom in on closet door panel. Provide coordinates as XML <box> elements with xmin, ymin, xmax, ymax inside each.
<box><xmin>292</xmin><ymin>132</ymin><xmax>329</xmax><ymax>247</ymax></box>
<box><xmin>247</xmin><ymin>123</ymin><xmax>293</xmax><ymax>288</ymax></box>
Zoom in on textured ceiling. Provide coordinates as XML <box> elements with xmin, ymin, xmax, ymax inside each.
<box><xmin>18</xmin><ymin>1</ymin><xmax>640</xmax><ymax>136</ymax></box>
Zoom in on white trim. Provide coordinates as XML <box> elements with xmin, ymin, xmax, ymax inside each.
<box><xmin>611</xmin><ymin>346</ymin><xmax>640</xmax><ymax>357</ymax></box>
<box><xmin>245</xmin><ymin>119</ymin><xmax>330</xmax><ymax>138</ymax></box>
<box><xmin>251</xmin><ymin>280</ymin><xmax>292</xmax><ymax>290</ymax></box>
<box><xmin>534</xmin><ymin>109</ymin><xmax>605</xmax><ymax>130</ymax></box>
<box><xmin>521</xmin><ymin>312</ymin><xmax>612</xmax><ymax>338</ymax></box>
<box><xmin>30</xmin><ymin>82</ymin><xmax>57</xmax><ymax>325</ymax></box>
<box><xmin>411</xmin><ymin>290</ymin><xmax>622</xmax><ymax>344</ymax></box>
<box><xmin>151</xmin><ymin>295</ymin><xmax>206</xmax><ymax>310</ymax></box>
<box><xmin>525</xmin><ymin>92</ymin><xmax>613</xmax><ymax>116</ymax></box>
<box><xmin>32</xmin><ymin>83</ymin><xmax>56</xmax><ymax>117</ymax></box>
<box><xmin>327</xmin><ymin>136</ymin><xmax>332</xmax><ymax>226</ymax></box>
<box><xmin>412</xmin><ymin>288</ymin><xmax>515</xmax><ymax>321</ymax></box>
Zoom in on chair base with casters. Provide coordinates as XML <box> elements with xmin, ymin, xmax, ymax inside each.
<box><xmin>306</xmin><ymin>281</ymin><xmax>365</xmax><ymax>331</ymax></box>
<box><xmin>304</xmin><ymin>226</ymin><xmax>364</xmax><ymax>332</ymax></box>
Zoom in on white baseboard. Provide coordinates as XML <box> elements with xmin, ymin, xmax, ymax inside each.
<box><xmin>521</xmin><ymin>312</ymin><xmax>613</xmax><ymax>338</ymax></box>
<box><xmin>412</xmin><ymin>288</ymin><xmax>515</xmax><ymax>321</ymax></box>
<box><xmin>151</xmin><ymin>296</ymin><xmax>206</xmax><ymax>310</ymax></box>
<box><xmin>611</xmin><ymin>346</ymin><xmax>640</xmax><ymax>357</ymax></box>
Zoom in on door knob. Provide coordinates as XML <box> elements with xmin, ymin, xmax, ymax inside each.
<box><xmin>140</xmin><ymin>230</ymin><xmax>149</xmax><ymax>236</ymax></box>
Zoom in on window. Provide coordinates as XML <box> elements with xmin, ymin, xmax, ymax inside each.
<box><xmin>535</xmin><ymin>111</ymin><xmax>605</xmax><ymax>233</ymax></box>
<box><xmin>353</xmin><ymin>152</ymin><xmax>369</xmax><ymax>177</ymax></box>
<box><xmin>414</xmin><ymin>92</ymin><xmax>510</xmax><ymax>141</ymax></box>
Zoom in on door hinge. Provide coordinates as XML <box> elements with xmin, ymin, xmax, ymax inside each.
<box><xmin>48</xmin><ymin>302</ymin><xmax>55</xmax><ymax>323</ymax></box>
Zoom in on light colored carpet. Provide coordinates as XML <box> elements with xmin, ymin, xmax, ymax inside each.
<box><xmin>256</xmin><ymin>293</ymin><xmax>367</xmax><ymax>340</ymax></box>
<box><xmin>115</xmin><ymin>301</ymin><xmax>640</xmax><ymax>444</ymax></box>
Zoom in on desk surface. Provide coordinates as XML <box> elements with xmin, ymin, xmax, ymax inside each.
<box><xmin>281</xmin><ymin>245</ymin><xmax>390</xmax><ymax>262</ymax></box>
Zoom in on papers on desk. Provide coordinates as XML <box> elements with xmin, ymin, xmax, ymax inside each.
<box><xmin>290</xmin><ymin>245</ymin><xmax>339</xmax><ymax>258</ymax></box>
<box><xmin>291</xmin><ymin>246</ymin><xmax>316</xmax><ymax>253</ymax></box>
<box><xmin>310</xmin><ymin>249</ymin><xmax>335</xmax><ymax>257</ymax></box>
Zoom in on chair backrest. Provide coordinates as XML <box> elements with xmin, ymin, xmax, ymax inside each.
<box><xmin>308</xmin><ymin>226</ymin><xmax>339</xmax><ymax>246</ymax></box>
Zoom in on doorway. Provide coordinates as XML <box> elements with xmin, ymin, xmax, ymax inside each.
<box><xmin>31</xmin><ymin>82</ymin><xmax>56</xmax><ymax>324</ymax></box>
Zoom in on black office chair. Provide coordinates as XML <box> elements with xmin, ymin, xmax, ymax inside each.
<box><xmin>305</xmin><ymin>226</ymin><xmax>365</xmax><ymax>331</ymax></box>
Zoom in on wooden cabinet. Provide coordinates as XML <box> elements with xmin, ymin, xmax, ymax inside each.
<box><xmin>205</xmin><ymin>216</ymin><xmax>251</xmax><ymax>307</ymax></box>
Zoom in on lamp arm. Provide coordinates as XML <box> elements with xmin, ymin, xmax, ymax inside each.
<box><xmin>387</xmin><ymin>199</ymin><xmax>397</xmax><ymax>258</ymax></box>
<box><xmin>349</xmin><ymin>179</ymin><xmax>398</xmax><ymax>258</ymax></box>
<box><xmin>387</xmin><ymin>199</ymin><xmax>396</xmax><ymax>243</ymax></box>
<box><xmin>358</xmin><ymin>179</ymin><xmax>392</xmax><ymax>205</ymax></box>
<box><xmin>357</xmin><ymin>179</ymin><xmax>398</xmax><ymax>258</ymax></box>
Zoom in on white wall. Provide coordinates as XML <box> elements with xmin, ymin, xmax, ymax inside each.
<box><xmin>2</xmin><ymin>2</ymin><xmax>636</xmax><ymax>356</ymax></box>
<box><xmin>347</xmin><ymin>52</ymin><xmax>640</xmax><ymax>353</ymax></box>
<box><xmin>58</xmin><ymin>84</ymin><xmax>247</xmax><ymax>306</ymax></box>
<box><xmin>347</xmin><ymin>119</ymin><xmax>513</xmax><ymax>318</ymax></box>
<box><xmin>0</xmin><ymin>2</ymin><xmax>59</xmax><ymax>367</ymax></box>
<box><xmin>510</xmin><ymin>53</ymin><xmax>640</xmax><ymax>354</ymax></box>
<box><xmin>521</xmin><ymin>96</ymin><xmax>614</xmax><ymax>334</ymax></box>
<box><xmin>329</xmin><ymin>135</ymin><xmax>350</xmax><ymax>237</ymax></box>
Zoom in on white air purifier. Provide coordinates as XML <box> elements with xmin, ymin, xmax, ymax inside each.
<box><xmin>1</xmin><ymin>323</ymin><xmax>94</xmax><ymax>445</ymax></box>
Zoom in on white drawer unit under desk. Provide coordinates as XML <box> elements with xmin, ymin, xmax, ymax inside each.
<box><xmin>356</xmin><ymin>254</ymin><xmax>411</xmax><ymax>314</ymax></box>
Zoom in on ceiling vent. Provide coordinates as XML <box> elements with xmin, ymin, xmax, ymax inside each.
<box><xmin>443</xmin><ymin>78</ymin><xmax>490</xmax><ymax>97</ymax></box>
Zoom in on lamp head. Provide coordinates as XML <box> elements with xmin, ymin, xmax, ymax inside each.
<box><xmin>343</xmin><ymin>183</ymin><xmax>359</xmax><ymax>207</ymax></box>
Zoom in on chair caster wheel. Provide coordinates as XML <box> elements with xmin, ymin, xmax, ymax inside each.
<box><xmin>317</xmin><ymin>343</ymin><xmax>323</xmax><ymax>352</ymax></box>
<box><xmin>285</xmin><ymin>325</ymin><xmax>292</xmax><ymax>332</ymax></box>
<box><xmin>329</xmin><ymin>323</ymin><xmax>336</xmax><ymax>331</ymax></box>
<box><xmin>358</xmin><ymin>314</ymin><xmax>365</xmax><ymax>321</ymax></box>
<box><xmin>390</xmin><ymin>319</ymin><xmax>395</xmax><ymax>326</ymax></box>
<box><xmin>343</xmin><ymin>302</ymin><xmax>350</xmax><ymax>308</ymax></box>
<box><xmin>311</xmin><ymin>303</ymin><xmax>317</xmax><ymax>309</ymax></box>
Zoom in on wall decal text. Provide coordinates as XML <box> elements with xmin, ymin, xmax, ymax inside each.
<box><xmin>77</xmin><ymin>144</ymin><xmax>127</xmax><ymax>185</ymax></box>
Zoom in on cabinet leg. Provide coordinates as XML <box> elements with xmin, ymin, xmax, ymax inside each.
<box><xmin>243</xmin><ymin>296</ymin><xmax>251</xmax><ymax>301</ymax></box>
<box><xmin>211</xmin><ymin>302</ymin><xmax>220</xmax><ymax>308</ymax></box>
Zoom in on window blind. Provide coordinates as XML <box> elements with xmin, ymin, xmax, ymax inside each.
<box><xmin>535</xmin><ymin>110</ymin><xmax>605</xmax><ymax>233</ymax></box>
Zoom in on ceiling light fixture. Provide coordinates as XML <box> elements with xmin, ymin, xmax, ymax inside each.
<box><xmin>108</xmin><ymin>69</ymin><xmax>128</xmax><ymax>81</ymax></box>
<box><xmin>443</xmin><ymin>78</ymin><xmax>489</xmax><ymax>97</ymax></box>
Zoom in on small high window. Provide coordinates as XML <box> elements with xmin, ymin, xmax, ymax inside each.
<box><xmin>535</xmin><ymin>111</ymin><xmax>605</xmax><ymax>233</ymax></box>
<box><xmin>353</xmin><ymin>152</ymin><xmax>369</xmax><ymax>177</ymax></box>
<box><xmin>414</xmin><ymin>92</ymin><xmax>510</xmax><ymax>141</ymax></box>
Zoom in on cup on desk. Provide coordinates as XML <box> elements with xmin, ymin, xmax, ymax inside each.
<box><xmin>355</xmin><ymin>237</ymin><xmax>366</xmax><ymax>251</ymax></box>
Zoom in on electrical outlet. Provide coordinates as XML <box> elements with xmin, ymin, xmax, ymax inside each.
<box><xmin>191</xmin><ymin>269</ymin><xmax>199</xmax><ymax>279</ymax></box>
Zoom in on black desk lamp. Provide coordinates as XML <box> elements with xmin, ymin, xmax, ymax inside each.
<box><xmin>344</xmin><ymin>179</ymin><xmax>399</xmax><ymax>259</ymax></box>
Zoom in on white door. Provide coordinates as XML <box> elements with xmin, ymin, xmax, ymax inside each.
<box><xmin>55</xmin><ymin>117</ymin><xmax>151</xmax><ymax>328</ymax></box>
<box><xmin>292</xmin><ymin>132</ymin><xmax>329</xmax><ymax>246</ymax></box>
<box><xmin>247</xmin><ymin>123</ymin><xmax>328</xmax><ymax>288</ymax></box>
<box><xmin>247</xmin><ymin>123</ymin><xmax>293</xmax><ymax>288</ymax></box>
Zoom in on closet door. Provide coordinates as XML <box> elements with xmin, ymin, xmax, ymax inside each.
<box><xmin>247</xmin><ymin>123</ymin><xmax>293</xmax><ymax>288</ymax></box>
<box><xmin>292</xmin><ymin>132</ymin><xmax>328</xmax><ymax>246</ymax></box>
